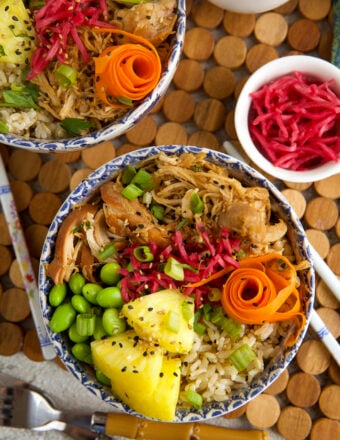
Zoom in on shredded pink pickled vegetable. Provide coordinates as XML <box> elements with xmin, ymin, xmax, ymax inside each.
<box><xmin>118</xmin><ymin>225</ymin><xmax>240</xmax><ymax>309</ymax></box>
<box><xmin>249</xmin><ymin>71</ymin><xmax>340</xmax><ymax>171</ymax></box>
<box><xmin>28</xmin><ymin>0</ymin><xmax>115</xmax><ymax>79</ymax></box>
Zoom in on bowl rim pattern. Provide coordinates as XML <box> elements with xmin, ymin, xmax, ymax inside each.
<box><xmin>0</xmin><ymin>0</ymin><xmax>186</xmax><ymax>152</ymax></box>
<box><xmin>39</xmin><ymin>145</ymin><xmax>315</xmax><ymax>422</ymax></box>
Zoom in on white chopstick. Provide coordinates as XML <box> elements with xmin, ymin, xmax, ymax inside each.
<box><xmin>223</xmin><ymin>141</ymin><xmax>340</xmax><ymax>366</ymax></box>
<box><xmin>0</xmin><ymin>155</ymin><xmax>56</xmax><ymax>360</ymax></box>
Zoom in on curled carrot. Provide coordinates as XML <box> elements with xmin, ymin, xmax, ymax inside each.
<box><xmin>221</xmin><ymin>253</ymin><xmax>306</xmax><ymax>346</ymax></box>
<box><xmin>94</xmin><ymin>28</ymin><xmax>162</xmax><ymax>107</ymax></box>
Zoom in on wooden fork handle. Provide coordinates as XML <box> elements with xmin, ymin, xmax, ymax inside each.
<box><xmin>103</xmin><ymin>412</ymin><xmax>269</xmax><ymax>440</ymax></box>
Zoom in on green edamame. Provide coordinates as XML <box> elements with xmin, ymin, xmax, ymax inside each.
<box><xmin>50</xmin><ymin>302</ymin><xmax>76</xmax><ymax>333</ymax></box>
<box><xmin>71</xmin><ymin>295</ymin><xmax>92</xmax><ymax>314</ymax></box>
<box><xmin>68</xmin><ymin>322</ymin><xmax>89</xmax><ymax>343</ymax></box>
<box><xmin>72</xmin><ymin>342</ymin><xmax>92</xmax><ymax>364</ymax></box>
<box><xmin>82</xmin><ymin>283</ymin><xmax>101</xmax><ymax>304</ymax></box>
<box><xmin>100</xmin><ymin>262</ymin><xmax>122</xmax><ymax>286</ymax></box>
<box><xmin>93</xmin><ymin>316</ymin><xmax>108</xmax><ymax>340</ymax></box>
<box><xmin>48</xmin><ymin>282</ymin><xmax>67</xmax><ymax>307</ymax></box>
<box><xmin>95</xmin><ymin>369</ymin><xmax>111</xmax><ymax>386</ymax></box>
<box><xmin>102</xmin><ymin>308</ymin><xmax>126</xmax><ymax>335</ymax></box>
<box><xmin>96</xmin><ymin>286</ymin><xmax>124</xmax><ymax>308</ymax></box>
<box><xmin>68</xmin><ymin>272</ymin><xmax>86</xmax><ymax>294</ymax></box>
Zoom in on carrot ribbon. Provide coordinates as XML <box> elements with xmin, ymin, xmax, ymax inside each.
<box><xmin>94</xmin><ymin>28</ymin><xmax>162</xmax><ymax>107</ymax></box>
<box><xmin>221</xmin><ymin>253</ymin><xmax>306</xmax><ymax>346</ymax></box>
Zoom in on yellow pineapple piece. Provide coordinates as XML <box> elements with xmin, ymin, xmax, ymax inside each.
<box><xmin>91</xmin><ymin>330</ymin><xmax>163</xmax><ymax>400</ymax></box>
<box><xmin>0</xmin><ymin>0</ymin><xmax>36</xmax><ymax>65</ymax></box>
<box><xmin>91</xmin><ymin>330</ymin><xmax>181</xmax><ymax>421</ymax></box>
<box><xmin>121</xmin><ymin>289</ymin><xmax>195</xmax><ymax>354</ymax></box>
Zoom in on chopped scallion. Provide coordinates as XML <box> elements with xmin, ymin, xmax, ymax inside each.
<box><xmin>121</xmin><ymin>183</ymin><xmax>144</xmax><ymax>200</ymax></box>
<box><xmin>166</xmin><ymin>310</ymin><xmax>180</xmax><ymax>333</ymax></box>
<box><xmin>163</xmin><ymin>257</ymin><xmax>198</xmax><ymax>281</ymax></box>
<box><xmin>55</xmin><ymin>64</ymin><xmax>78</xmax><ymax>87</ymax></box>
<box><xmin>122</xmin><ymin>165</ymin><xmax>136</xmax><ymax>185</ymax></box>
<box><xmin>186</xmin><ymin>389</ymin><xmax>203</xmax><ymax>409</ymax></box>
<box><xmin>181</xmin><ymin>300</ymin><xmax>194</xmax><ymax>321</ymax></box>
<box><xmin>131</xmin><ymin>168</ymin><xmax>154</xmax><ymax>190</ymax></box>
<box><xmin>190</xmin><ymin>192</ymin><xmax>204</xmax><ymax>214</ymax></box>
<box><xmin>175</xmin><ymin>218</ymin><xmax>188</xmax><ymax>230</ymax></box>
<box><xmin>0</xmin><ymin>121</ymin><xmax>9</xmax><ymax>133</ymax></box>
<box><xmin>228</xmin><ymin>344</ymin><xmax>256</xmax><ymax>372</ymax></box>
<box><xmin>151</xmin><ymin>204</ymin><xmax>165</xmax><ymax>220</ymax></box>
<box><xmin>98</xmin><ymin>242</ymin><xmax>116</xmax><ymax>260</ymax></box>
<box><xmin>221</xmin><ymin>317</ymin><xmax>242</xmax><ymax>339</ymax></box>
<box><xmin>76</xmin><ymin>313</ymin><xmax>96</xmax><ymax>337</ymax></box>
<box><xmin>133</xmin><ymin>245</ymin><xmax>154</xmax><ymax>262</ymax></box>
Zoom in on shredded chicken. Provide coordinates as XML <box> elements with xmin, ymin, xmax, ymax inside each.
<box><xmin>31</xmin><ymin>0</ymin><xmax>177</xmax><ymax>124</ymax></box>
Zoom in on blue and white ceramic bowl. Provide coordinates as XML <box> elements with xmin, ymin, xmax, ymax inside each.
<box><xmin>0</xmin><ymin>1</ymin><xmax>185</xmax><ymax>153</ymax></box>
<box><xmin>39</xmin><ymin>145</ymin><xmax>315</xmax><ymax>422</ymax></box>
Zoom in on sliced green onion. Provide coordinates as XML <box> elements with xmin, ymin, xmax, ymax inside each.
<box><xmin>122</xmin><ymin>165</ymin><xmax>136</xmax><ymax>185</ymax></box>
<box><xmin>151</xmin><ymin>204</ymin><xmax>165</xmax><ymax>220</ymax></box>
<box><xmin>186</xmin><ymin>389</ymin><xmax>203</xmax><ymax>409</ymax></box>
<box><xmin>0</xmin><ymin>121</ymin><xmax>9</xmax><ymax>133</ymax></box>
<box><xmin>202</xmin><ymin>302</ymin><xmax>213</xmax><ymax>321</ymax></box>
<box><xmin>131</xmin><ymin>168</ymin><xmax>154</xmax><ymax>190</ymax></box>
<box><xmin>210</xmin><ymin>306</ymin><xmax>225</xmax><ymax>325</ymax></box>
<box><xmin>163</xmin><ymin>257</ymin><xmax>198</xmax><ymax>281</ymax></box>
<box><xmin>98</xmin><ymin>242</ymin><xmax>116</xmax><ymax>260</ymax></box>
<box><xmin>122</xmin><ymin>183</ymin><xmax>144</xmax><ymax>200</ymax></box>
<box><xmin>55</xmin><ymin>64</ymin><xmax>78</xmax><ymax>87</ymax></box>
<box><xmin>166</xmin><ymin>310</ymin><xmax>180</xmax><ymax>333</ymax></box>
<box><xmin>221</xmin><ymin>317</ymin><xmax>242</xmax><ymax>339</ymax></box>
<box><xmin>175</xmin><ymin>218</ymin><xmax>188</xmax><ymax>230</ymax></box>
<box><xmin>194</xmin><ymin>311</ymin><xmax>206</xmax><ymax>335</ymax></box>
<box><xmin>190</xmin><ymin>192</ymin><xmax>204</xmax><ymax>214</ymax></box>
<box><xmin>142</xmin><ymin>191</ymin><xmax>153</xmax><ymax>206</ymax></box>
<box><xmin>117</xmin><ymin>96</ymin><xmax>134</xmax><ymax>106</ymax></box>
<box><xmin>208</xmin><ymin>287</ymin><xmax>222</xmax><ymax>302</ymax></box>
<box><xmin>133</xmin><ymin>245</ymin><xmax>154</xmax><ymax>262</ymax></box>
<box><xmin>181</xmin><ymin>300</ymin><xmax>194</xmax><ymax>321</ymax></box>
<box><xmin>76</xmin><ymin>313</ymin><xmax>96</xmax><ymax>337</ymax></box>
<box><xmin>228</xmin><ymin>344</ymin><xmax>256</xmax><ymax>372</ymax></box>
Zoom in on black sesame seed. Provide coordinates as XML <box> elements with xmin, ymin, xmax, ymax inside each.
<box><xmin>128</xmin><ymin>304</ymin><xmax>134</xmax><ymax>309</ymax></box>
<box><xmin>12</xmin><ymin>15</ymin><xmax>19</xmax><ymax>21</ymax></box>
<box><xmin>159</xmin><ymin>372</ymin><xmax>164</xmax><ymax>377</ymax></box>
<box><xmin>111</xmin><ymin>341</ymin><xmax>116</xmax><ymax>346</ymax></box>
<box><xmin>173</xmin><ymin>372</ymin><xmax>178</xmax><ymax>377</ymax></box>
<box><xmin>119</xmin><ymin>342</ymin><xmax>123</xmax><ymax>348</ymax></box>
<box><xmin>147</xmin><ymin>307</ymin><xmax>153</xmax><ymax>312</ymax></box>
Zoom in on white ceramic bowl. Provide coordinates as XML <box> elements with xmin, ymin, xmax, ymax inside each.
<box><xmin>235</xmin><ymin>55</ymin><xmax>340</xmax><ymax>182</ymax></box>
<box><xmin>206</xmin><ymin>0</ymin><xmax>289</xmax><ymax>13</ymax></box>
<box><xmin>39</xmin><ymin>145</ymin><xmax>315</xmax><ymax>422</ymax></box>
<box><xmin>0</xmin><ymin>0</ymin><xmax>185</xmax><ymax>153</ymax></box>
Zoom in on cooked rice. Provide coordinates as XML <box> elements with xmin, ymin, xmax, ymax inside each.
<box><xmin>177</xmin><ymin>319</ymin><xmax>289</xmax><ymax>405</ymax></box>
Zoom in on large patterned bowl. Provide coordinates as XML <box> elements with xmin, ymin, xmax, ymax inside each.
<box><xmin>39</xmin><ymin>145</ymin><xmax>315</xmax><ymax>422</ymax></box>
<box><xmin>0</xmin><ymin>1</ymin><xmax>185</xmax><ymax>153</ymax></box>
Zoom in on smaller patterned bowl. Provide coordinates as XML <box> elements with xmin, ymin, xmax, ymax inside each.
<box><xmin>39</xmin><ymin>145</ymin><xmax>315</xmax><ymax>422</ymax></box>
<box><xmin>235</xmin><ymin>55</ymin><xmax>340</xmax><ymax>183</ymax></box>
<box><xmin>0</xmin><ymin>0</ymin><xmax>185</xmax><ymax>153</ymax></box>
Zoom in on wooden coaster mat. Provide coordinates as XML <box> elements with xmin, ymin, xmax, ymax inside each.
<box><xmin>0</xmin><ymin>0</ymin><xmax>339</xmax><ymax>438</ymax></box>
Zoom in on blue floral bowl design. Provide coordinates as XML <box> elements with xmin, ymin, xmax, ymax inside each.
<box><xmin>39</xmin><ymin>145</ymin><xmax>315</xmax><ymax>421</ymax></box>
<box><xmin>0</xmin><ymin>1</ymin><xmax>186</xmax><ymax>152</ymax></box>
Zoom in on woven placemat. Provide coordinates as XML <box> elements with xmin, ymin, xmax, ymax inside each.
<box><xmin>0</xmin><ymin>1</ymin><xmax>339</xmax><ymax>438</ymax></box>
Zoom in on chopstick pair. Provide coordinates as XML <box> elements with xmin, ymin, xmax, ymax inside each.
<box><xmin>0</xmin><ymin>155</ymin><xmax>56</xmax><ymax>360</ymax></box>
<box><xmin>223</xmin><ymin>141</ymin><xmax>340</xmax><ymax>367</ymax></box>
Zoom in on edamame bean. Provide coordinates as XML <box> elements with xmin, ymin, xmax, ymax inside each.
<box><xmin>68</xmin><ymin>272</ymin><xmax>86</xmax><ymax>294</ymax></box>
<box><xmin>95</xmin><ymin>369</ymin><xmax>111</xmax><ymax>386</ymax></box>
<box><xmin>68</xmin><ymin>322</ymin><xmax>89</xmax><ymax>343</ymax></box>
<box><xmin>82</xmin><ymin>283</ymin><xmax>101</xmax><ymax>304</ymax></box>
<box><xmin>93</xmin><ymin>316</ymin><xmax>108</xmax><ymax>340</ymax></box>
<box><xmin>102</xmin><ymin>308</ymin><xmax>126</xmax><ymax>335</ymax></box>
<box><xmin>72</xmin><ymin>342</ymin><xmax>92</xmax><ymax>364</ymax></box>
<box><xmin>71</xmin><ymin>295</ymin><xmax>92</xmax><ymax>314</ymax></box>
<box><xmin>96</xmin><ymin>286</ymin><xmax>124</xmax><ymax>308</ymax></box>
<box><xmin>48</xmin><ymin>283</ymin><xmax>67</xmax><ymax>307</ymax></box>
<box><xmin>100</xmin><ymin>262</ymin><xmax>122</xmax><ymax>286</ymax></box>
<box><xmin>50</xmin><ymin>302</ymin><xmax>76</xmax><ymax>333</ymax></box>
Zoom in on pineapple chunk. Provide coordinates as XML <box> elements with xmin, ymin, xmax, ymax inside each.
<box><xmin>91</xmin><ymin>331</ymin><xmax>181</xmax><ymax>421</ymax></box>
<box><xmin>121</xmin><ymin>289</ymin><xmax>195</xmax><ymax>354</ymax></box>
<box><xmin>0</xmin><ymin>0</ymin><xmax>36</xmax><ymax>65</ymax></box>
<box><xmin>91</xmin><ymin>330</ymin><xmax>163</xmax><ymax>399</ymax></box>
